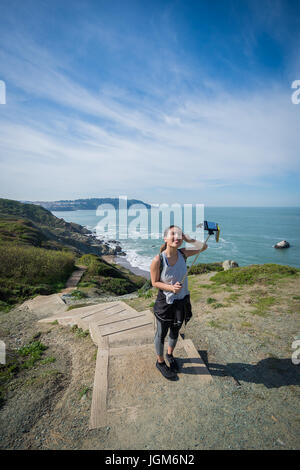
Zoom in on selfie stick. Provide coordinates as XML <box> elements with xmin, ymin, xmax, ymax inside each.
<box><xmin>179</xmin><ymin>233</ymin><xmax>211</xmax><ymax>285</ymax></box>
<box><xmin>179</xmin><ymin>221</ymin><xmax>220</xmax><ymax>285</ymax></box>
<box><xmin>179</xmin><ymin>221</ymin><xmax>220</xmax><ymax>339</ymax></box>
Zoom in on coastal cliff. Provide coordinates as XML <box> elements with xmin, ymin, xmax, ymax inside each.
<box><xmin>0</xmin><ymin>198</ymin><xmax>123</xmax><ymax>257</ymax></box>
<box><xmin>0</xmin><ymin>198</ymin><xmax>146</xmax><ymax>311</ymax></box>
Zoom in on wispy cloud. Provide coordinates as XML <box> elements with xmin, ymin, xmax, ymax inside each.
<box><xmin>0</xmin><ymin>0</ymin><xmax>299</xmax><ymax>205</ymax></box>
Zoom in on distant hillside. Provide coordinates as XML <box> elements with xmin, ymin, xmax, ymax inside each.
<box><xmin>0</xmin><ymin>198</ymin><xmax>120</xmax><ymax>256</ymax></box>
<box><xmin>20</xmin><ymin>197</ymin><xmax>152</xmax><ymax>211</ymax></box>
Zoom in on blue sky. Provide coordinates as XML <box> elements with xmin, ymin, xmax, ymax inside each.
<box><xmin>0</xmin><ymin>0</ymin><xmax>299</xmax><ymax>206</ymax></box>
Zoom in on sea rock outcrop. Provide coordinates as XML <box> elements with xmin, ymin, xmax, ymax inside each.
<box><xmin>274</xmin><ymin>240</ymin><xmax>290</xmax><ymax>249</ymax></box>
<box><xmin>222</xmin><ymin>260</ymin><xmax>239</xmax><ymax>271</ymax></box>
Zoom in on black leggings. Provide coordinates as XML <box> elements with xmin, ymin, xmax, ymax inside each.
<box><xmin>154</xmin><ymin>317</ymin><xmax>182</xmax><ymax>356</ymax></box>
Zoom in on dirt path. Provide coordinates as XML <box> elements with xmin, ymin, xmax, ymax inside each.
<box><xmin>64</xmin><ymin>265</ymin><xmax>87</xmax><ymax>289</ymax></box>
<box><xmin>0</xmin><ymin>272</ymin><xmax>299</xmax><ymax>450</ymax></box>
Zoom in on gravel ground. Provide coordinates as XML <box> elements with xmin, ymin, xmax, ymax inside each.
<box><xmin>0</xmin><ymin>272</ymin><xmax>299</xmax><ymax>450</ymax></box>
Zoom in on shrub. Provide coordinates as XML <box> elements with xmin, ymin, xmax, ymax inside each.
<box><xmin>189</xmin><ymin>263</ymin><xmax>223</xmax><ymax>275</ymax></box>
<box><xmin>0</xmin><ymin>243</ymin><xmax>75</xmax><ymax>306</ymax></box>
<box><xmin>100</xmin><ymin>278</ymin><xmax>135</xmax><ymax>295</ymax></box>
<box><xmin>71</xmin><ymin>325</ymin><xmax>89</xmax><ymax>338</ymax></box>
<box><xmin>138</xmin><ymin>280</ymin><xmax>154</xmax><ymax>298</ymax></box>
<box><xmin>18</xmin><ymin>340</ymin><xmax>48</xmax><ymax>369</ymax></box>
<box><xmin>0</xmin><ymin>243</ymin><xmax>75</xmax><ymax>284</ymax></box>
<box><xmin>77</xmin><ymin>254</ymin><xmax>99</xmax><ymax>266</ymax></box>
<box><xmin>96</xmin><ymin>263</ymin><xmax>121</xmax><ymax>277</ymax></box>
<box><xmin>70</xmin><ymin>290</ymin><xmax>87</xmax><ymax>299</ymax></box>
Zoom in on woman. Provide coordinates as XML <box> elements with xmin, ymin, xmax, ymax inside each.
<box><xmin>150</xmin><ymin>224</ymin><xmax>207</xmax><ymax>380</ymax></box>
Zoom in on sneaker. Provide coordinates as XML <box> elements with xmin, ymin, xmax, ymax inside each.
<box><xmin>156</xmin><ymin>360</ymin><xmax>177</xmax><ymax>380</ymax></box>
<box><xmin>166</xmin><ymin>353</ymin><xmax>180</xmax><ymax>372</ymax></box>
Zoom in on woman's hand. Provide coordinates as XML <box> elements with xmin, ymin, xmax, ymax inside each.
<box><xmin>183</xmin><ymin>233</ymin><xmax>207</xmax><ymax>251</ymax></box>
<box><xmin>182</xmin><ymin>233</ymin><xmax>195</xmax><ymax>243</ymax></box>
<box><xmin>172</xmin><ymin>282</ymin><xmax>183</xmax><ymax>294</ymax></box>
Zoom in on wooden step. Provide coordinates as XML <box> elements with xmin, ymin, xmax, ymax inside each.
<box><xmin>74</xmin><ymin>306</ymin><xmax>131</xmax><ymax>330</ymax></box>
<box><xmin>89</xmin><ymin>337</ymin><xmax>109</xmax><ymax>430</ymax></box>
<box><xmin>181</xmin><ymin>339</ymin><xmax>212</xmax><ymax>382</ymax></box>
<box><xmin>99</xmin><ymin>314</ymin><xmax>153</xmax><ymax>337</ymax></box>
<box><xmin>108</xmin><ymin>324</ymin><xmax>155</xmax><ymax>348</ymax></box>
<box><xmin>38</xmin><ymin>301</ymin><xmax>127</xmax><ymax>324</ymax></box>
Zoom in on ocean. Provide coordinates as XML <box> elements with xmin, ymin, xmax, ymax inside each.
<box><xmin>51</xmin><ymin>207</ymin><xmax>300</xmax><ymax>272</ymax></box>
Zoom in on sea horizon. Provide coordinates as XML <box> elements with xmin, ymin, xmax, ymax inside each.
<box><xmin>51</xmin><ymin>206</ymin><xmax>300</xmax><ymax>272</ymax></box>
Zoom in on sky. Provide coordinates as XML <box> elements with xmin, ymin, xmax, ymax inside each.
<box><xmin>0</xmin><ymin>0</ymin><xmax>299</xmax><ymax>207</ymax></box>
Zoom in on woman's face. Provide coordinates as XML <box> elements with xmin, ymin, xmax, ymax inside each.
<box><xmin>164</xmin><ymin>227</ymin><xmax>183</xmax><ymax>248</ymax></box>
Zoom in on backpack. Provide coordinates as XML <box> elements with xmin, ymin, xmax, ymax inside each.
<box><xmin>159</xmin><ymin>248</ymin><xmax>187</xmax><ymax>276</ymax></box>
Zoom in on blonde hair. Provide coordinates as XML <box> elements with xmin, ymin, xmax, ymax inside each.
<box><xmin>159</xmin><ymin>225</ymin><xmax>182</xmax><ymax>253</ymax></box>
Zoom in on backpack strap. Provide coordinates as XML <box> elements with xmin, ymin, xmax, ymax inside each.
<box><xmin>159</xmin><ymin>252</ymin><xmax>164</xmax><ymax>276</ymax></box>
<box><xmin>179</xmin><ymin>248</ymin><xmax>187</xmax><ymax>262</ymax></box>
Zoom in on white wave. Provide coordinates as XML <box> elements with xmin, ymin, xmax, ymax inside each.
<box><xmin>122</xmin><ymin>248</ymin><xmax>152</xmax><ymax>272</ymax></box>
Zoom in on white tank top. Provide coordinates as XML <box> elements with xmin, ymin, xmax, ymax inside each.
<box><xmin>160</xmin><ymin>249</ymin><xmax>189</xmax><ymax>304</ymax></box>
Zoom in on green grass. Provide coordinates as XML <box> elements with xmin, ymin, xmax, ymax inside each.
<box><xmin>71</xmin><ymin>325</ymin><xmax>89</xmax><ymax>338</ymax></box>
<box><xmin>241</xmin><ymin>321</ymin><xmax>253</xmax><ymax>328</ymax></box>
<box><xmin>189</xmin><ymin>262</ymin><xmax>223</xmax><ymax>275</ymax></box>
<box><xmin>66</xmin><ymin>303</ymin><xmax>95</xmax><ymax>311</ymax></box>
<box><xmin>0</xmin><ymin>242</ymin><xmax>75</xmax><ymax>309</ymax></box>
<box><xmin>138</xmin><ymin>280</ymin><xmax>154</xmax><ymax>298</ymax></box>
<box><xmin>252</xmin><ymin>296</ymin><xmax>277</xmax><ymax>316</ymax></box>
<box><xmin>226</xmin><ymin>293</ymin><xmax>241</xmax><ymax>302</ymax></box>
<box><xmin>210</xmin><ymin>264</ymin><xmax>299</xmax><ymax>286</ymax></box>
<box><xmin>77</xmin><ymin>254</ymin><xmax>100</xmax><ymax>267</ymax></box>
<box><xmin>0</xmin><ymin>243</ymin><xmax>75</xmax><ymax>283</ymax></box>
<box><xmin>138</xmin><ymin>288</ymin><xmax>154</xmax><ymax>299</ymax></box>
<box><xmin>207</xmin><ymin>319</ymin><xmax>222</xmax><ymax>328</ymax></box>
<box><xmin>77</xmin><ymin>281</ymin><xmax>98</xmax><ymax>288</ymax></box>
<box><xmin>23</xmin><ymin>369</ymin><xmax>63</xmax><ymax>387</ymax></box>
<box><xmin>18</xmin><ymin>340</ymin><xmax>48</xmax><ymax>368</ymax></box>
<box><xmin>207</xmin><ymin>297</ymin><xmax>217</xmax><ymax>304</ymax></box>
<box><xmin>70</xmin><ymin>289</ymin><xmax>87</xmax><ymax>299</ymax></box>
<box><xmin>0</xmin><ymin>217</ymin><xmax>47</xmax><ymax>246</ymax></box>
<box><xmin>40</xmin><ymin>356</ymin><xmax>56</xmax><ymax>365</ymax></box>
<box><xmin>0</xmin><ymin>198</ymin><xmax>63</xmax><ymax>227</ymax></box>
<box><xmin>197</xmin><ymin>284</ymin><xmax>217</xmax><ymax>289</ymax></box>
<box><xmin>77</xmin><ymin>253</ymin><xmax>146</xmax><ymax>295</ymax></box>
<box><xmin>0</xmin><ymin>338</ymin><xmax>51</xmax><ymax>407</ymax></box>
<box><xmin>79</xmin><ymin>386</ymin><xmax>91</xmax><ymax>399</ymax></box>
<box><xmin>78</xmin><ymin>255</ymin><xmax>122</xmax><ymax>278</ymax></box>
<box><xmin>100</xmin><ymin>277</ymin><xmax>137</xmax><ymax>295</ymax></box>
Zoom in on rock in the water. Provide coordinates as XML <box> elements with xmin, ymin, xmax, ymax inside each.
<box><xmin>222</xmin><ymin>260</ymin><xmax>239</xmax><ymax>271</ymax></box>
<box><xmin>274</xmin><ymin>240</ymin><xmax>290</xmax><ymax>249</ymax></box>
